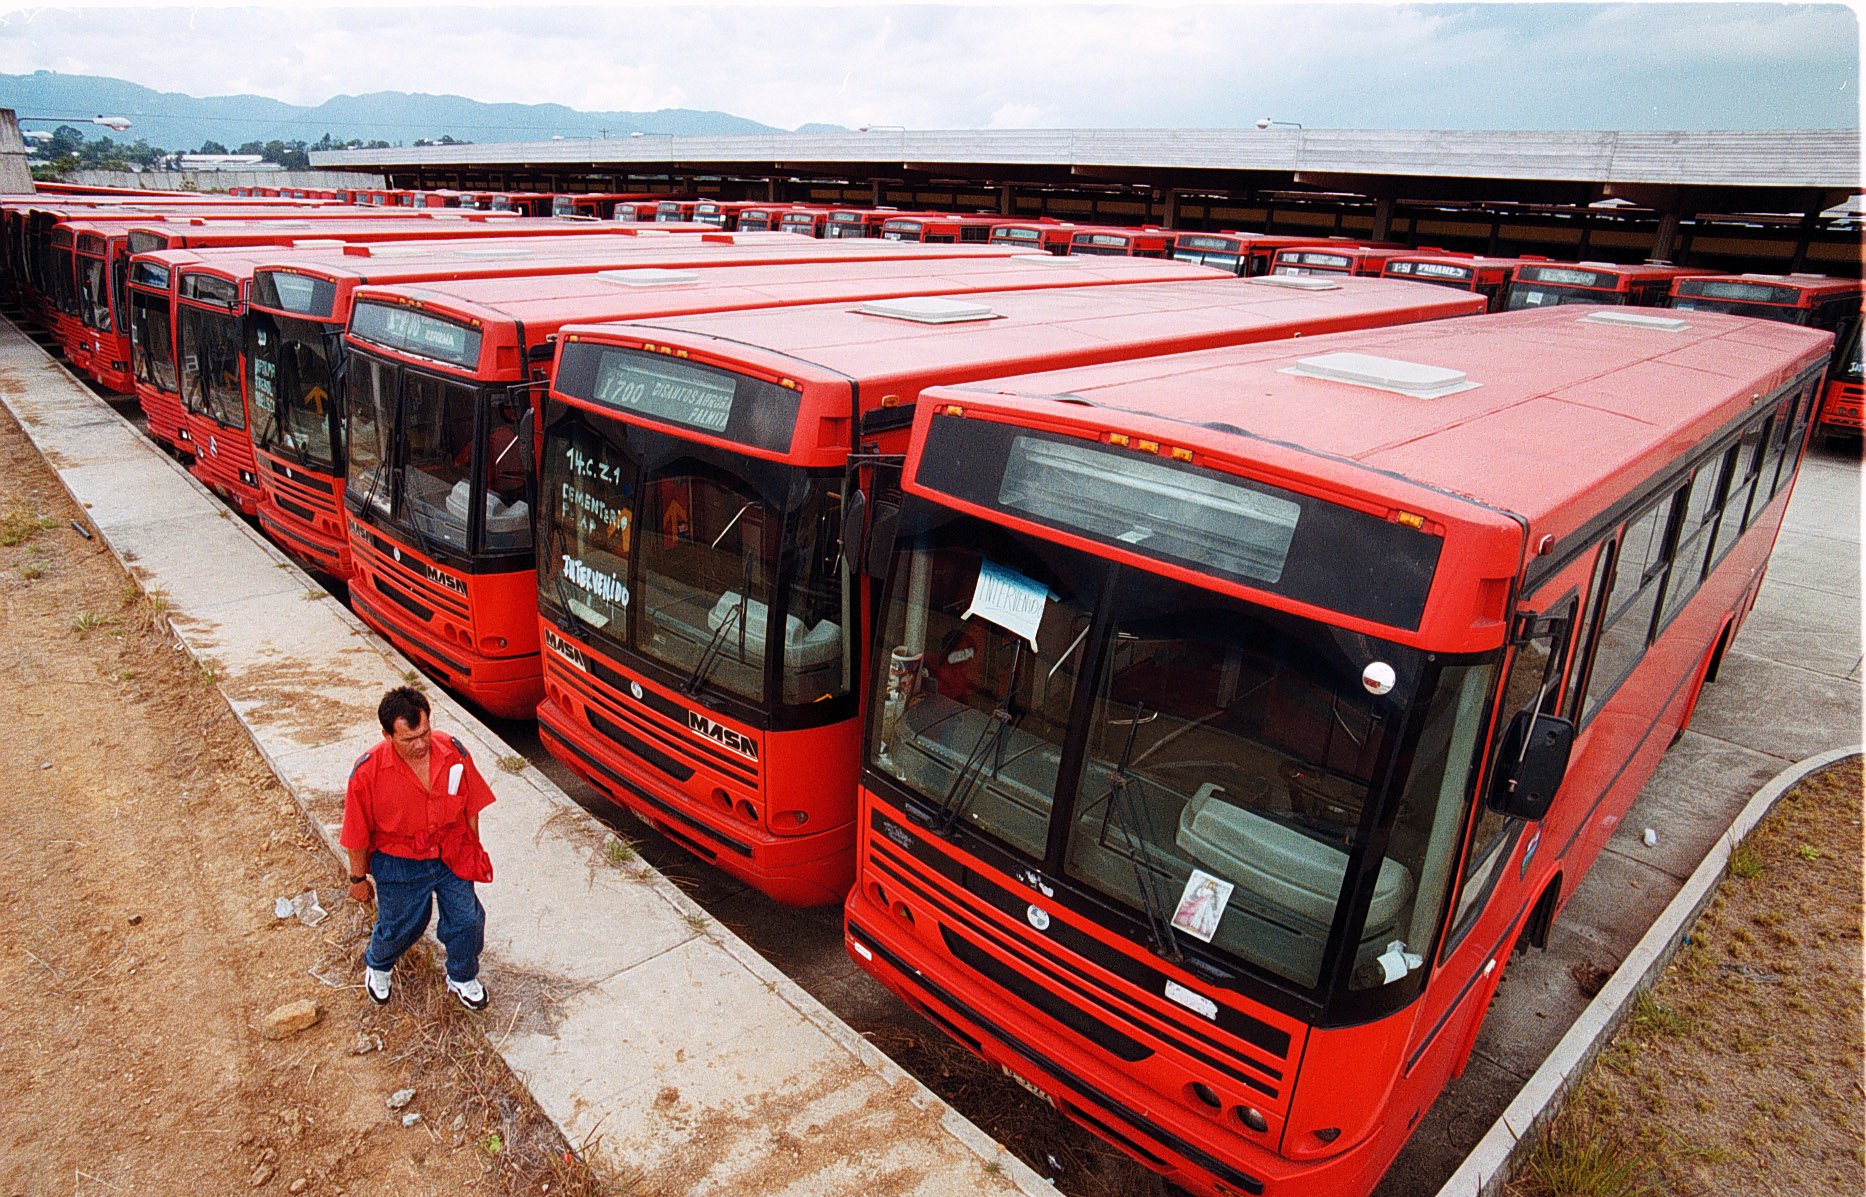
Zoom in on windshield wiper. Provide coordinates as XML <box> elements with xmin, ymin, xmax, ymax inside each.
<box><xmin>682</xmin><ymin>596</ymin><xmax>744</xmax><ymax>696</ymax></box>
<box><xmin>925</xmin><ymin>641</ymin><xmax>1025</xmax><ymax>835</ymax></box>
<box><xmin>1090</xmin><ymin>703</ymin><xmax>1183</xmax><ymax>963</ymax></box>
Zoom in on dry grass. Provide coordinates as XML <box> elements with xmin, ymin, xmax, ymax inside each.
<box><xmin>318</xmin><ymin>905</ymin><xmax>637</xmax><ymax>1196</ymax></box>
<box><xmin>0</xmin><ymin>504</ymin><xmax>57</xmax><ymax>547</ymax></box>
<box><xmin>1508</xmin><ymin>756</ymin><xmax>1864</xmax><ymax>1197</ymax></box>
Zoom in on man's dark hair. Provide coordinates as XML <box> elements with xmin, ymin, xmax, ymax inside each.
<box><xmin>378</xmin><ymin>685</ymin><xmax>431</xmax><ymax>735</ymax></box>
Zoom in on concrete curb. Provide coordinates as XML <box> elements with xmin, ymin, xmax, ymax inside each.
<box><xmin>0</xmin><ymin>320</ymin><xmax>1056</xmax><ymax>1197</ymax></box>
<box><xmin>1431</xmin><ymin>744</ymin><xmax>1863</xmax><ymax>1197</ymax></box>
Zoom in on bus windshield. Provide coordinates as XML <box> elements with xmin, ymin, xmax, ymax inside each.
<box><xmin>870</xmin><ymin>504</ymin><xmax>1496</xmax><ymax>1002</ymax></box>
<box><xmin>247</xmin><ymin>312</ymin><xmax>341</xmax><ymax>473</ymax></box>
<box><xmin>178</xmin><ymin>305</ymin><xmax>246</xmax><ymax>428</ymax></box>
<box><xmin>345</xmin><ymin>353</ymin><xmax>528</xmax><ymax>557</ymax></box>
<box><xmin>78</xmin><ymin>255</ymin><xmax>112</xmax><ymax>332</ymax></box>
<box><xmin>539</xmin><ymin>406</ymin><xmax>851</xmax><ymax>713</ymax></box>
<box><xmin>1669</xmin><ymin>297</ymin><xmax>1805</xmax><ymax>323</ymax></box>
<box><xmin>1505</xmin><ymin>284</ymin><xmax>1624</xmax><ymax>310</ymax></box>
<box><xmin>128</xmin><ymin>290</ymin><xmax>177</xmax><ymax>394</ymax></box>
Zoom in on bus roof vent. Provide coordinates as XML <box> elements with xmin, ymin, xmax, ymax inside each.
<box><xmin>1281</xmin><ymin>352</ymin><xmax>1479</xmax><ymax>399</ymax></box>
<box><xmin>1581</xmin><ymin>311</ymin><xmax>1689</xmax><ymax>333</ymax></box>
<box><xmin>265</xmin><ymin>221</ymin><xmax>315</xmax><ymax>230</ymax></box>
<box><xmin>1009</xmin><ymin>253</ymin><xmax>1083</xmax><ymax>264</ymax></box>
<box><xmin>1577</xmin><ymin>260</ymin><xmax>1617</xmax><ymax>269</ymax></box>
<box><xmin>455</xmin><ymin>245</ymin><xmax>533</xmax><ymax>259</ymax></box>
<box><xmin>350</xmin><ymin>245</ymin><xmax>433</xmax><ymax>258</ymax></box>
<box><xmin>289</xmin><ymin>239</ymin><xmax>347</xmax><ymax>249</ymax></box>
<box><xmin>854</xmin><ymin>296</ymin><xmax>1000</xmax><ymax>324</ymax></box>
<box><xmin>1248</xmin><ymin>276</ymin><xmax>1341</xmax><ymax>291</ymax></box>
<box><xmin>596</xmin><ymin>268</ymin><xmax>702</xmax><ymax>287</ymax></box>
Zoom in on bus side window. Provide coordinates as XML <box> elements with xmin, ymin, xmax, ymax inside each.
<box><xmin>1566</xmin><ymin>543</ymin><xmax>1617</xmax><ymax>725</ymax></box>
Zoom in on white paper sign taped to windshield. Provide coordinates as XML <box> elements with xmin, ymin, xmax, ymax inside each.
<box><xmin>961</xmin><ymin>560</ymin><xmax>1047</xmax><ymax>650</ymax></box>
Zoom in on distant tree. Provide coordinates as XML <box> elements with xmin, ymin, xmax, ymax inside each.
<box><xmin>46</xmin><ymin>125</ymin><xmax>85</xmax><ymax>159</ymax></box>
<box><xmin>437</xmin><ymin>134</ymin><xmax>470</xmax><ymax>146</ymax></box>
<box><xmin>198</xmin><ymin>139</ymin><xmax>230</xmax><ymax>155</ymax></box>
<box><xmin>313</xmin><ymin>132</ymin><xmax>339</xmax><ymax>152</ymax></box>
<box><xmin>365</xmin><ymin>140</ymin><xmax>391</xmax><ymax>150</ymax></box>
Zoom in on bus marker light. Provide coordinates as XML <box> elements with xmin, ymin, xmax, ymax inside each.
<box><xmin>1394</xmin><ymin>510</ymin><xmax>1426</xmax><ymax>530</ymax></box>
<box><xmin>1136</xmin><ymin>438</ymin><xmax>1159</xmax><ymax>453</ymax></box>
<box><xmin>1170</xmin><ymin>447</ymin><xmax>1193</xmax><ymax>462</ymax></box>
<box><xmin>1362</xmin><ymin>661</ymin><xmax>1397</xmax><ymax>696</ymax></box>
<box><xmin>1107</xmin><ymin>433</ymin><xmax>1130</xmax><ymax>447</ymax></box>
<box><xmin>941</xmin><ymin>404</ymin><xmax>964</xmax><ymax>417</ymax></box>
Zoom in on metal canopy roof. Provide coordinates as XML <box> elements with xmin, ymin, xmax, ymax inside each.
<box><xmin>311</xmin><ymin>127</ymin><xmax>1863</xmax><ymax>211</ymax></box>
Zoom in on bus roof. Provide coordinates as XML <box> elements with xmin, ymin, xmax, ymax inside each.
<box><xmin>349</xmin><ymin>254</ymin><xmax>1225</xmax><ymax>346</ymax></box>
<box><xmin>558</xmin><ymin>275</ymin><xmax>1485</xmax><ymax>394</ymax></box>
<box><xmin>923</xmin><ymin>306</ymin><xmax>1833</xmax><ymax>551</ymax></box>
<box><xmin>247</xmin><ymin>233</ymin><xmax>1025</xmax><ymax>290</ymax></box>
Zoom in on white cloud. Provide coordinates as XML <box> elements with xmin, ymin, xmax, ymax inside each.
<box><xmin>0</xmin><ymin>2</ymin><xmax>1855</xmax><ymax>131</ymax></box>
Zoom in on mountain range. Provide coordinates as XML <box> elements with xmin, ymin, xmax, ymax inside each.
<box><xmin>3</xmin><ymin>70</ymin><xmax>841</xmax><ymax>150</ymax></box>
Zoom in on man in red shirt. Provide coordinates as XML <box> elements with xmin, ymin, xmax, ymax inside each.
<box><xmin>342</xmin><ymin>686</ymin><xmax>496</xmax><ymax>1010</ymax></box>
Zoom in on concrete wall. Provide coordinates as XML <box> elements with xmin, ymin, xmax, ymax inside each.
<box><xmin>0</xmin><ymin>110</ymin><xmax>37</xmax><ymax>193</ymax></box>
<box><xmin>61</xmin><ymin>167</ymin><xmax>385</xmax><ymax>193</ymax></box>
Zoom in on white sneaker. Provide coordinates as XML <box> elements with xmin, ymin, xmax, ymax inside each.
<box><xmin>446</xmin><ymin>976</ymin><xmax>487</xmax><ymax>1011</ymax></box>
<box><xmin>364</xmin><ymin>966</ymin><xmax>392</xmax><ymax>1004</ymax></box>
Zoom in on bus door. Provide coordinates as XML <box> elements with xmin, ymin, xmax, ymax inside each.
<box><xmin>1406</xmin><ymin>584</ymin><xmax>1580</xmax><ymax>1091</ymax></box>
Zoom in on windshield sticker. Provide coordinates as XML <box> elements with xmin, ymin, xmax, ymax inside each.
<box><xmin>251</xmin><ymin>358</ymin><xmax>276</xmax><ymax>413</ymax></box>
<box><xmin>1171</xmin><ymin>870</ymin><xmax>1234</xmax><ymax>944</ymax></box>
<box><xmin>961</xmin><ymin>559</ymin><xmax>1048</xmax><ymax>650</ymax></box>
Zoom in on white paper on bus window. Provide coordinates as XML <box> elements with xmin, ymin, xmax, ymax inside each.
<box><xmin>961</xmin><ymin>559</ymin><xmax>1048</xmax><ymax>650</ymax></box>
<box><xmin>1171</xmin><ymin>869</ymin><xmax>1234</xmax><ymax>943</ymax></box>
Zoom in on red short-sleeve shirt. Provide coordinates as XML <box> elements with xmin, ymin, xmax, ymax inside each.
<box><xmin>340</xmin><ymin>731</ymin><xmax>497</xmax><ymax>859</ymax></box>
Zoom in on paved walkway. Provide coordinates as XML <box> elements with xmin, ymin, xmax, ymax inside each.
<box><xmin>0</xmin><ymin>319</ymin><xmax>1052</xmax><ymax>1196</ymax></box>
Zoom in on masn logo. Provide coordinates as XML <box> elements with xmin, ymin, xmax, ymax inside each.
<box><xmin>686</xmin><ymin>711</ymin><xmax>758</xmax><ymax>762</ymax></box>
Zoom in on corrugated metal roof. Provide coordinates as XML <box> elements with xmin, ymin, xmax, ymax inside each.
<box><xmin>309</xmin><ymin>128</ymin><xmax>1862</xmax><ymax>190</ymax></box>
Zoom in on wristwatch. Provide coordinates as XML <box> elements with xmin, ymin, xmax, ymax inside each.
<box><xmin>349</xmin><ymin>874</ymin><xmax>369</xmax><ymax>885</ymax></box>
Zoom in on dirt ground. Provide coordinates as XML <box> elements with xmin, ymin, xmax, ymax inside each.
<box><xmin>0</xmin><ymin>400</ymin><xmax>610</xmax><ymax>1197</ymax></box>
<box><xmin>1509</xmin><ymin>756</ymin><xmax>1865</xmax><ymax>1197</ymax></box>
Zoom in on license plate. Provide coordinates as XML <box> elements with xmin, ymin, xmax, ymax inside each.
<box><xmin>1001</xmin><ymin>1064</ymin><xmax>1054</xmax><ymax>1106</ymax></box>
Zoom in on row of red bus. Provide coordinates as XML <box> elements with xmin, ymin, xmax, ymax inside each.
<box><xmin>1</xmin><ymin>187</ymin><xmax>1851</xmax><ymax>1197</ymax></box>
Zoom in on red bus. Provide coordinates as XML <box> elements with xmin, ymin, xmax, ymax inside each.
<box><xmin>118</xmin><ymin>219</ymin><xmax>647</xmax><ymax>446</ymax></box>
<box><xmin>1504</xmin><ymin>260</ymin><xmax>1713</xmax><ymax>309</ymax></box>
<box><xmin>780</xmin><ymin>208</ymin><xmax>838</xmax><ymax>238</ymax></box>
<box><xmin>843</xmin><ymin>304</ymin><xmax>1832</xmax><ymax>1197</ymax></box>
<box><xmin>692</xmin><ymin>201</ymin><xmax>771</xmax><ymax>231</ymax></box>
<box><xmin>614</xmin><ymin>201</ymin><xmax>668</xmax><ymax>223</ymax></box>
<box><xmin>732</xmin><ymin>206</ymin><xmax>808</xmax><ymax>233</ymax></box>
<box><xmin>534</xmin><ymin>277</ymin><xmax>1485</xmax><ymax>905</ymax></box>
<box><xmin>69</xmin><ymin>213</ymin><xmax>537</xmax><ymax>392</ymax></box>
<box><xmin>1171</xmin><ymin>233</ymin><xmax>1350</xmax><ymax>277</ymax></box>
<box><xmin>825</xmin><ymin>208</ymin><xmax>911</xmax><ymax>239</ymax></box>
<box><xmin>879</xmin><ymin>214</ymin><xmax>1007</xmax><ymax>244</ymax></box>
<box><xmin>1067</xmin><ymin>225</ymin><xmax>1175</xmax><ymax>258</ymax></box>
<box><xmin>988</xmin><ymin>222</ymin><xmax>1074</xmax><ymax>255</ymax></box>
<box><xmin>341</xmin><ymin>254</ymin><xmax>1220</xmax><ymax>718</ymax></box>
<box><xmin>656</xmin><ymin>200</ymin><xmax>701</xmax><ymax>223</ymax></box>
<box><xmin>247</xmin><ymin>235</ymin><xmax>1033</xmax><ymax>578</ymax></box>
<box><xmin>1272</xmin><ymin>245</ymin><xmax>1415</xmax><ymax>278</ymax></box>
<box><xmin>553</xmin><ymin>193</ymin><xmax>657</xmax><ymax>220</ymax></box>
<box><xmin>1380</xmin><ymin>253</ymin><xmax>1546</xmax><ymax>311</ymax></box>
<box><xmin>1664</xmin><ymin>274</ymin><xmax>1865</xmax><ymax>442</ymax></box>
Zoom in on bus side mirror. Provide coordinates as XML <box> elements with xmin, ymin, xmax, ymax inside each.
<box><xmin>1487</xmin><ymin>710</ymin><xmax>1575</xmax><ymax>822</ymax></box>
<box><xmin>841</xmin><ymin>489</ymin><xmax>868</xmax><ymax>573</ymax></box>
<box><xmin>860</xmin><ymin>497</ymin><xmax>901</xmax><ymax>580</ymax></box>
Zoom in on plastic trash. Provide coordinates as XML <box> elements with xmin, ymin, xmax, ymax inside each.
<box><xmin>1642</xmin><ymin>828</ymin><xmax>1658</xmax><ymax>847</ymax></box>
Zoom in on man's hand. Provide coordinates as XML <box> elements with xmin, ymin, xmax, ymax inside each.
<box><xmin>349</xmin><ymin>877</ymin><xmax>375</xmax><ymax>905</ymax></box>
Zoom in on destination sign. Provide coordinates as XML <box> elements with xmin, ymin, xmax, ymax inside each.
<box><xmin>1176</xmin><ymin>236</ymin><xmax>1238</xmax><ymax>252</ymax></box>
<box><xmin>1516</xmin><ymin>266</ymin><xmax>1617</xmax><ymax>289</ymax></box>
<box><xmin>1390</xmin><ymin>261</ymin><xmax>1473</xmax><ymax>282</ymax></box>
<box><xmin>349</xmin><ymin>301</ymin><xmax>482</xmax><ymax>369</ymax></box>
<box><xmin>592</xmin><ymin>353</ymin><xmax>736</xmax><ymax>433</ymax></box>
<box><xmin>1675</xmin><ymin>279</ymin><xmax>1800</xmax><ymax>306</ymax></box>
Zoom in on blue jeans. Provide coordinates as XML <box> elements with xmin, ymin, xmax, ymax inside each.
<box><xmin>364</xmin><ymin>851</ymin><xmax>484</xmax><ymax>983</ymax></box>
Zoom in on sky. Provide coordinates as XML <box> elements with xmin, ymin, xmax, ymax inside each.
<box><xmin>0</xmin><ymin>1</ymin><xmax>1857</xmax><ymax>132</ymax></box>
